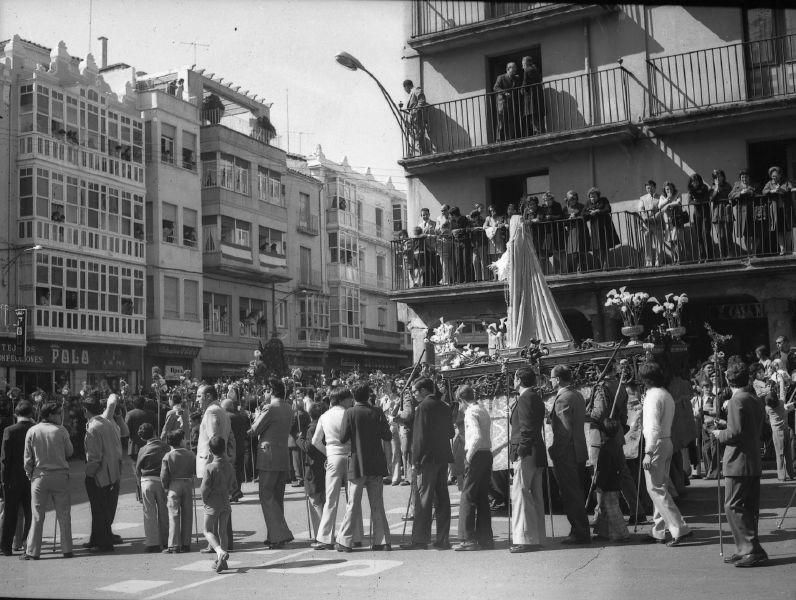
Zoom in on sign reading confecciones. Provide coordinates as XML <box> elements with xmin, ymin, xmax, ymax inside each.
<box><xmin>0</xmin><ymin>339</ymin><xmax>142</xmax><ymax>371</ymax></box>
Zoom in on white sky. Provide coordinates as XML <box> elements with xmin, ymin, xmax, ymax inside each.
<box><xmin>0</xmin><ymin>0</ymin><xmax>409</xmax><ymax>191</ymax></box>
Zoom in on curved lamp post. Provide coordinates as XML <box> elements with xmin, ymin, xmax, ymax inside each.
<box><xmin>1</xmin><ymin>245</ymin><xmax>42</xmax><ymax>285</ymax></box>
<box><xmin>335</xmin><ymin>51</ymin><xmax>407</xmax><ymax>138</ymax></box>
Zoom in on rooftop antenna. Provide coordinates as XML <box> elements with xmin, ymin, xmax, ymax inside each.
<box><xmin>180</xmin><ymin>41</ymin><xmax>210</xmax><ymax>65</ymax></box>
<box><xmin>285</xmin><ymin>88</ymin><xmax>290</xmax><ymax>153</ymax></box>
<box><xmin>88</xmin><ymin>0</ymin><xmax>93</xmax><ymax>54</ymax></box>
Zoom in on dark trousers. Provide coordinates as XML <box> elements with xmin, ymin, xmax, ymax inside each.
<box><xmin>411</xmin><ymin>462</ymin><xmax>451</xmax><ymax>546</ymax></box>
<box><xmin>1</xmin><ymin>482</ymin><xmax>31</xmax><ymax>553</ymax></box>
<box><xmin>552</xmin><ymin>452</ymin><xmax>590</xmax><ymax>539</ymax></box>
<box><xmin>724</xmin><ymin>475</ymin><xmax>764</xmax><ymax>556</ymax></box>
<box><xmin>85</xmin><ymin>477</ymin><xmax>116</xmax><ymax>549</ymax></box>
<box><xmin>458</xmin><ymin>451</ymin><xmax>493</xmax><ymax>545</ymax></box>
<box><xmin>234</xmin><ymin>453</ymin><xmax>245</xmax><ymax>494</ymax></box>
<box><xmin>489</xmin><ymin>469</ymin><xmax>509</xmax><ymax>506</ymax></box>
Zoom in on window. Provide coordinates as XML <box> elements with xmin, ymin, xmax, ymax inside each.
<box><xmin>19</xmin><ymin>84</ymin><xmax>33</xmax><ymax>133</ymax></box>
<box><xmin>298</xmin><ymin>192</ymin><xmax>318</xmax><ymax>233</ymax></box>
<box><xmin>376</xmin><ymin>255</ymin><xmax>386</xmax><ymax>283</ymax></box>
<box><xmin>201</xmin><ymin>152</ymin><xmax>217</xmax><ymax>187</ymax></box>
<box><xmin>36</xmin><ymin>85</ymin><xmax>49</xmax><ymax>135</ymax></box>
<box><xmin>258</xmin><ymin>226</ymin><xmax>285</xmax><ymax>255</ymax></box>
<box><xmin>36</xmin><ymin>168</ymin><xmax>49</xmax><ymax>218</ymax></box>
<box><xmin>393</xmin><ymin>203</ymin><xmax>404</xmax><ymax>233</ymax></box>
<box><xmin>164</xmin><ymin>276</ymin><xmax>179</xmax><ymax>318</ymax></box>
<box><xmin>257</xmin><ymin>167</ymin><xmax>269</xmax><ymax>202</ymax></box>
<box><xmin>234</xmin><ymin>157</ymin><xmax>250</xmax><ymax>195</ymax></box>
<box><xmin>299</xmin><ymin>246</ymin><xmax>312</xmax><ymax>285</ymax></box>
<box><xmin>221</xmin><ymin>216</ymin><xmax>250</xmax><ymax>248</ymax></box>
<box><xmin>330</xmin><ymin>286</ymin><xmax>360</xmax><ymax>340</ymax></box>
<box><xmin>328</xmin><ymin>231</ymin><xmax>358</xmax><ymax>265</ymax></box>
<box><xmin>375</xmin><ymin>207</ymin><xmax>384</xmax><ymax>238</ymax></box>
<box><xmin>378</xmin><ymin>307</ymin><xmax>387</xmax><ymax>328</ymax></box>
<box><xmin>298</xmin><ymin>294</ymin><xmax>330</xmax><ymax>343</ymax></box>
<box><xmin>162</xmin><ymin>202</ymin><xmax>177</xmax><ymax>244</ymax></box>
<box><xmin>184</xmin><ymin>280</ymin><xmax>199</xmax><ymax>320</ymax></box>
<box><xmin>19</xmin><ymin>168</ymin><xmax>33</xmax><ymax>217</ymax></box>
<box><xmin>203</xmin><ymin>292</ymin><xmax>230</xmax><ymax>335</ymax></box>
<box><xmin>182</xmin><ymin>131</ymin><xmax>196</xmax><ymax>170</ymax></box>
<box><xmin>276</xmin><ymin>299</ymin><xmax>287</xmax><ymax>329</ymax></box>
<box><xmin>239</xmin><ymin>297</ymin><xmax>267</xmax><ymax>338</ymax></box>
<box><xmin>268</xmin><ymin>172</ymin><xmax>282</xmax><ymax>202</ymax></box>
<box><xmin>161</xmin><ymin>123</ymin><xmax>175</xmax><ymax>164</ymax></box>
<box><xmin>183</xmin><ymin>208</ymin><xmax>197</xmax><ymax>248</ymax></box>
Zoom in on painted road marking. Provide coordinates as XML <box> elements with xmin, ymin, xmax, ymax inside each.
<box><xmin>174</xmin><ymin>559</ymin><xmax>242</xmax><ymax>572</ymax></box>
<box><xmin>248</xmin><ymin>549</ymin><xmax>282</xmax><ymax>555</ymax></box>
<box><xmin>144</xmin><ymin>575</ymin><xmax>235</xmax><ymax>600</ymax></box>
<box><xmin>264</xmin><ymin>558</ymin><xmax>403</xmax><ymax>577</ymax></box>
<box><xmin>98</xmin><ymin>580</ymin><xmax>171</xmax><ymax>594</ymax></box>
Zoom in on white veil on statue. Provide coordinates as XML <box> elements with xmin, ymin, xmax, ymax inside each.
<box><xmin>493</xmin><ymin>215</ymin><xmax>572</xmax><ymax>348</ymax></box>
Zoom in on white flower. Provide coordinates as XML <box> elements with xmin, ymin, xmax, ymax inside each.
<box><xmin>652</xmin><ymin>305</ymin><xmax>664</xmax><ymax>314</ymax></box>
<box><xmin>620</xmin><ymin>305</ymin><xmax>628</xmax><ymax>313</ymax></box>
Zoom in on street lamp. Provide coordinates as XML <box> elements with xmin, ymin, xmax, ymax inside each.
<box><xmin>1</xmin><ymin>245</ymin><xmax>42</xmax><ymax>286</ymax></box>
<box><xmin>334</xmin><ymin>51</ymin><xmax>407</xmax><ymax>138</ymax></box>
<box><xmin>270</xmin><ymin>285</ymin><xmax>308</xmax><ymax>338</ymax></box>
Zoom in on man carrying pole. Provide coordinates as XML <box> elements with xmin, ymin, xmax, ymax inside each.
<box><xmin>710</xmin><ymin>360</ymin><xmax>768</xmax><ymax>567</ymax></box>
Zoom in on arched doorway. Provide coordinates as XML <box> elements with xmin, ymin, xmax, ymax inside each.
<box><xmin>562</xmin><ymin>309</ymin><xmax>593</xmax><ymax>346</ymax></box>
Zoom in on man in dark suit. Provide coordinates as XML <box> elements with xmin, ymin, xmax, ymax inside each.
<box><xmin>222</xmin><ymin>399</ymin><xmax>249</xmax><ymax>502</ymax></box>
<box><xmin>493</xmin><ymin>62</ymin><xmax>520</xmax><ymax>141</ymax></box>
<box><xmin>509</xmin><ymin>367</ymin><xmax>547</xmax><ymax>553</ymax></box>
<box><xmin>336</xmin><ymin>383</ymin><xmax>393</xmax><ymax>552</ymax></box>
<box><xmin>402</xmin><ymin>377</ymin><xmax>454</xmax><ymax>550</ymax></box>
<box><xmin>549</xmin><ymin>365</ymin><xmax>590</xmax><ymax>544</ymax></box>
<box><xmin>295</xmin><ymin>402</ymin><xmax>326</xmax><ymax>540</ymax></box>
<box><xmin>125</xmin><ymin>396</ymin><xmax>154</xmax><ymax>461</ymax></box>
<box><xmin>0</xmin><ymin>401</ymin><xmax>35</xmax><ymax>556</ymax></box>
<box><xmin>520</xmin><ymin>55</ymin><xmax>544</xmax><ymax>135</ymax></box>
<box><xmin>712</xmin><ymin>360</ymin><xmax>768</xmax><ymax>567</ymax></box>
<box><xmin>249</xmin><ymin>378</ymin><xmax>294</xmax><ymax>549</ymax></box>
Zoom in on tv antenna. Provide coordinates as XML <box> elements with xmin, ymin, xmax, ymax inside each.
<box><xmin>180</xmin><ymin>41</ymin><xmax>210</xmax><ymax>65</ymax></box>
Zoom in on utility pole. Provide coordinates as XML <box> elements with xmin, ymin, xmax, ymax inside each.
<box><xmin>180</xmin><ymin>41</ymin><xmax>210</xmax><ymax>65</ymax></box>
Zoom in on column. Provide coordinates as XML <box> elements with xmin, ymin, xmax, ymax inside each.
<box><xmin>764</xmin><ymin>298</ymin><xmax>795</xmax><ymax>348</ymax></box>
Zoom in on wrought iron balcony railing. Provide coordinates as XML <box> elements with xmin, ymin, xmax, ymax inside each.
<box><xmin>411</xmin><ymin>1</ymin><xmax>552</xmax><ymax>37</ymax></box>
<box><xmin>647</xmin><ymin>33</ymin><xmax>796</xmax><ymax>117</ymax></box>
<box><xmin>391</xmin><ymin>193</ymin><xmax>796</xmax><ymax>290</ymax></box>
<box><xmin>402</xmin><ymin>68</ymin><xmax>629</xmax><ymax>159</ymax></box>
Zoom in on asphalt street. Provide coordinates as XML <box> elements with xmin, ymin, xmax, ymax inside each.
<box><xmin>2</xmin><ymin>459</ymin><xmax>795</xmax><ymax>600</ymax></box>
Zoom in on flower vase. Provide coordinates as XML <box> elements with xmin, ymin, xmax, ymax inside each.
<box><xmin>667</xmin><ymin>325</ymin><xmax>686</xmax><ymax>340</ymax></box>
<box><xmin>621</xmin><ymin>324</ymin><xmax>645</xmax><ymax>345</ymax></box>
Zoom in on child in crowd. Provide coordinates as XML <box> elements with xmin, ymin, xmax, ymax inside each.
<box><xmin>189</xmin><ymin>412</ymin><xmax>202</xmax><ymax>454</ymax></box>
<box><xmin>593</xmin><ymin>419</ymin><xmax>630</xmax><ymax>543</ymax></box>
<box><xmin>200</xmin><ymin>435</ymin><xmax>237</xmax><ymax>572</ymax></box>
<box><xmin>161</xmin><ymin>429</ymin><xmax>196</xmax><ymax>553</ymax></box>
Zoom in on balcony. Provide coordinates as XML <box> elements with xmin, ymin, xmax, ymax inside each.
<box><xmin>409</xmin><ymin>2</ymin><xmax>612</xmax><ymax>52</ymax></box>
<box><xmin>203</xmin><ymin>315</ymin><xmax>231</xmax><ymax>336</ymax></box>
<box><xmin>326</xmin><ymin>209</ymin><xmax>358</xmax><ymax>230</ymax></box>
<box><xmin>647</xmin><ymin>34</ymin><xmax>796</xmax><ymax>125</ymax></box>
<box><xmin>390</xmin><ymin>193</ymin><xmax>796</xmax><ymax>291</ymax></box>
<box><xmin>326</xmin><ymin>263</ymin><xmax>360</xmax><ymax>285</ymax></box>
<box><xmin>33</xmin><ymin>306</ymin><xmax>146</xmax><ymax>341</ymax></box>
<box><xmin>400</xmin><ymin>68</ymin><xmax>632</xmax><ymax>171</ymax></box>
<box><xmin>24</xmin><ymin>219</ymin><xmax>145</xmax><ymax>263</ymax></box>
<box><xmin>363</xmin><ymin>327</ymin><xmax>405</xmax><ymax>350</ymax></box>
<box><xmin>297</xmin><ymin>214</ymin><xmax>320</xmax><ymax>235</ymax></box>
<box><xmin>202</xmin><ymin>224</ymin><xmax>289</xmax><ymax>282</ymax></box>
<box><xmin>295</xmin><ymin>321</ymin><xmax>330</xmax><ymax>349</ymax></box>
<box><xmin>299</xmin><ymin>268</ymin><xmax>323</xmax><ymax>290</ymax></box>
<box><xmin>201</xmin><ymin>110</ymin><xmax>276</xmax><ymax>146</ymax></box>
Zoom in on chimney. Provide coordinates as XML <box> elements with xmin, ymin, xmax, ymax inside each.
<box><xmin>98</xmin><ymin>36</ymin><xmax>108</xmax><ymax>68</ymax></box>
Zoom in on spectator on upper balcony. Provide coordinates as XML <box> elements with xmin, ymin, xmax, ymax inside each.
<box><xmin>470</xmin><ymin>204</ymin><xmax>485</xmax><ymax>228</ymax></box>
<box><xmin>396</xmin><ymin>230</ymin><xmax>413</xmax><ymax>289</ymax></box>
<box><xmin>402</xmin><ymin>79</ymin><xmax>429</xmax><ymax>156</ymax></box>
<box><xmin>484</xmin><ymin>205</ymin><xmax>507</xmax><ymax>259</ymax></box>
<box><xmin>520</xmin><ymin>55</ymin><xmax>544</xmax><ymax>137</ymax></box>
<box><xmin>638</xmin><ymin>180</ymin><xmax>663</xmax><ymax>267</ymax></box>
<box><xmin>418</xmin><ymin>207</ymin><xmax>436</xmax><ymax>235</ymax></box>
<box><xmin>563</xmin><ymin>191</ymin><xmax>590</xmax><ymax>274</ymax></box>
<box><xmin>469</xmin><ymin>210</ymin><xmax>487</xmax><ymax>283</ymax></box>
<box><xmin>659</xmin><ymin>181</ymin><xmax>684</xmax><ymax>265</ymax></box>
<box><xmin>175</xmin><ymin>79</ymin><xmax>184</xmax><ymax>99</ymax></box>
<box><xmin>450</xmin><ymin>207</ymin><xmax>473</xmax><ymax>284</ymax></box>
<box><xmin>761</xmin><ymin>166</ymin><xmax>793</xmax><ymax>256</ymax></box>
<box><xmin>539</xmin><ymin>192</ymin><xmax>564</xmax><ymax>273</ymax></box>
<box><xmin>710</xmin><ymin>169</ymin><xmax>734</xmax><ymax>258</ymax></box>
<box><xmin>409</xmin><ymin>227</ymin><xmax>428</xmax><ymax>288</ymax></box>
<box><xmin>688</xmin><ymin>173</ymin><xmax>713</xmax><ymax>263</ymax></box>
<box><xmin>585</xmin><ymin>187</ymin><xmax>620</xmax><ymax>271</ymax></box>
<box><xmin>729</xmin><ymin>169</ymin><xmax>757</xmax><ymax>253</ymax></box>
<box><xmin>524</xmin><ymin>196</ymin><xmax>545</xmax><ymax>270</ymax></box>
<box><xmin>435</xmin><ymin>205</ymin><xmax>455</xmax><ymax>285</ymax></box>
<box><xmin>493</xmin><ymin>63</ymin><xmax>520</xmax><ymax>142</ymax></box>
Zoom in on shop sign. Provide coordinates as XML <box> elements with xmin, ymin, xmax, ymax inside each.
<box><xmin>165</xmin><ymin>365</ymin><xmax>185</xmax><ymax>380</ymax></box>
<box><xmin>707</xmin><ymin>302</ymin><xmax>765</xmax><ymax>321</ymax></box>
<box><xmin>0</xmin><ymin>339</ymin><xmax>142</xmax><ymax>371</ymax></box>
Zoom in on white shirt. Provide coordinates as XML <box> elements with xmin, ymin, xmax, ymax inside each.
<box><xmin>464</xmin><ymin>403</ymin><xmax>491</xmax><ymax>462</ymax></box>
<box><xmin>642</xmin><ymin>386</ymin><xmax>674</xmax><ymax>455</ymax></box>
<box><xmin>312</xmin><ymin>405</ymin><xmax>349</xmax><ymax>456</ymax></box>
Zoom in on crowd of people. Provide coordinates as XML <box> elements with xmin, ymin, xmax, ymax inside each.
<box><xmin>394</xmin><ymin>166</ymin><xmax>795</xmax><ymax>287</ymax></box>
<box><xmin>1</xmin><ymin>335</ymin><xmax>794</xmax><ymax>570</ymax></box>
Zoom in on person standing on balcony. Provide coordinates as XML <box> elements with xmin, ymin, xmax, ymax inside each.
<box><xmin>493</xmin><ymin>62</ymin><xmax>520</xmax><ymax>141</ymax></box>
<box><xmin>435</xmin><ymin>205</ymin><xmax>455</xmax><ymax>285</ymax></box>
<box><xmin>639</xmin><ymin>180</ymin><xmax>663</xmax><ymax>267</ymax></box>
<box><xmin>484</xmin><ymin>205</ymin><xmax>507</xmax><ymax>261</ymax></box>
<box><xmin>450</xmin><ymin>207</ymin><xmax>472</xmax><ymax>284</ymax></box>
<box><xmin>585</xmin><ymin>187</ymin><xmax>620</xmax><ymax>270</ymax></box>
<box><xmin>659</xmin><ymin>181</ymin><xmax>684</xmax><ymax>264</ymax></box>
<box><xmin>729</xmin><ymin>169</ymin><xmax>757</xmax><ymax>254</ymax></box>
<box><xmin>688</xmin><ymin>173</ymin><xmax>713</xmax><ymax>262</ymax></box>
<box><xmin>539</xmin><ymin>192</ymin><xmax>564</xmax><ymax>273</ymax></box>
<box><xmin>761</xmin><ymin>165</ymin><xmax>793</xmax><ymax>256</ymax></box>
<box><xmin>402</xmin><ymin>79</ymin><xmax>429</xmax><ymax>156</ymax></box>
<box><xmin>520</xmin><ymin>56</ymin><xmax>544</xmax><ymax>136</ymax></box>
<box><xmin>563</xmin><ymin>191</ymin><xmax>590</xmax><ymax>274</ymax></box>
<box><xmin>711</xmin><ymin>169</ymin><xmax>734</xmax><ymax>257</ymax></box>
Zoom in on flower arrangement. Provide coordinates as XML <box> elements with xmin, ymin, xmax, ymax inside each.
<box><xmin>605</xmin><ymin>287</ymin><xmax>651</xmax><ymax>327</ymax></box>
<box><xmin>428</xmin><ymin>317</ymin><xmax>488</xmax><ymax>370</ymax></box>
<box><xmin>649</xmin><ymin>293</ymin><xmax>688</xmax><ymax>329</ymax></box>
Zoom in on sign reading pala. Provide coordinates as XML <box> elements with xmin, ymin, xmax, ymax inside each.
<box><xmin>0</xmin><ymin>340</ymin><xmax>142</xmax><ymax>371</ymax></box>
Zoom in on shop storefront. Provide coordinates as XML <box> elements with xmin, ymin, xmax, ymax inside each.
<box><xmin>0</xmin><ymin>338</ymin><xmax>143</xmax><ymax>397</ymax></box>
<box><xmin>144</xmin><ymin>343</ymin><xmax>202</xmax><ymax>385</ymax></box>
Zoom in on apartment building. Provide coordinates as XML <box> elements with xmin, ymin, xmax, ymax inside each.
<box><xmin>0</xmin><ymin>37</ymin><xmax>146</xmax><ymax>395</ymax></box>
<box><xmin>395</xmin><ymin>3</ymin><xmax>796</xmax><ymax>361</ymax></box>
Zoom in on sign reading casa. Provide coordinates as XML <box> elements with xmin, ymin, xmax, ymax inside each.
<box><xmin>0</xmin><ymin>340</ymin><xmax>141</xmax><ymax>371</ymax></box>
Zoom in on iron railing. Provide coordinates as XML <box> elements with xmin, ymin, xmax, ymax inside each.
<box><xmin>647</xmin><ymin>33</ymin><xmax>796</xmax><ymax>117</ymax></box>
<box><xmin>411</xmin><ymin>1</ymin><xmax>551</xmax><ymax>37</ymax></box>
<box><xmin>402</xmin><ymin>68</ymin><xmax>629</xmax><ymax>159</ymax></box>
<box><xmin>390</xmin><ymin>193</ymin><xmax>796</xmax><ymax>290</ymax></box>
<box><xmin>200</xmin><ymin>109</ymin><xmax>276</xmax><ymax>145</ymax></box>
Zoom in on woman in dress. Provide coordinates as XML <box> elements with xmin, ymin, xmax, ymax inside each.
<box><xmin>435</xmin><ymin>204</ymin><xmax>454</xmax><ymax>284</ymax></box>
<box><xmin>585</xmin><ymin>186</ymin><xmax>620</xmax><ymax>270</ymax></box>
<box><xmin>659</xmin><ymin>181</ymin><xmax>683</xmax><ymax>264</ymax></box>
<box><xmin>563</xmin><ymin>190</ymin><xmax>590</xmax><ymax>273</ymax></box>
<box><xmin>710</xmin><ymin>169</ymin><xmax>733</xmax><ymax>257</ymax></box>
<box><xmin>728</xmin><ymin>169</ymin><xmax>756</xmax><ymax>253</ymax></box>
<box><xmin>638</xmin><ymin>180</ymin><xmax>663</xmax><ymax>267</ymax></box>
<box><xmin>688</xmin><ymin>173</ymin><xmax>712</xmax><ymax>262</ymax></box>
<box><xmin>492</xmin><ymin>215</ymin><xmax>572</xmax><ymax>347</ymax></box>
<box><xmin>761</xmin><ymin>165</ymin><xmax>793</xmax><ymax>256</ymax></box>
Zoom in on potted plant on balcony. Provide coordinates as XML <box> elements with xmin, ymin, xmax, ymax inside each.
<box><xmin>254</xmin><ymin>114</ymin><xmax>277</xmax><ymax>144</ymax></box>
<box><xmin>605</xmin><ymin>287</ymin><xmax>651</xmax><ymax>345</ymax></box>
<box><xmin>201</xmin><ymin>93</ymin><xmax>225</xmax><ymax>124</ymax></box>
<box><xmin>650</xmin><ymin>293</ymin><xmax>688</xmax><ymax>340</ymax></box>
